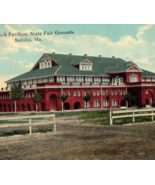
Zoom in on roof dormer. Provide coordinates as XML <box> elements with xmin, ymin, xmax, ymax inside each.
<box><xmin>79</xmin><ymin>59</ymin><xmax>93</xmax><ymax>70</ymax></box>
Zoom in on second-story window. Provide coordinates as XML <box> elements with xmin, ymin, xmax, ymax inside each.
<box><xmin>115</xmin><ymin>90</ymin><xmax>117</xmax><ymax>95</ymax></box>
<box><xmin>93</xmin><ymin>90</ymin><xmax>96</xmax><ymax>96</ymax></box>
<box><xmin>112</xmin><ymin>78</ymin><xmax>115</xmax><ymax>84</ymax></box>
<box><xmin>85</xmin><ymin>77</ymin><xmax>92</xmax><ymax>82</ymax></box>
<box><xmin>120</xmin><ymin>77</ymin><xmax>123</xmax><ymax>83</ymax></box>
<box><xmin>111</xmin><ymin>90</ymin><xmax>113</xmax><ymax>95</ymax></box>
<box><xmin>120</xmin><ymin>90</ymin><xmax>122</xmax><ymax>95</ymax></box>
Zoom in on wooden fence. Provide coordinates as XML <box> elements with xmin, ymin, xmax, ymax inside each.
<box><xmin>109</xmin><ymin>109</ymin><xmax>155</xmax><ymax>125</ymax></box>
<box><xmin>0</xmin><ymin>114</ymin><xmax>56</xmax><ymax>134</ymax></box>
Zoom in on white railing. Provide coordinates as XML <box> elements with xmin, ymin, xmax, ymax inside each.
<box><xmin>0</xmin><ymin>114</ymin><xmax>56</xmax><ymax>135</ymax></box>
<box><xmin>109</xmin><ymin>108</ymin><xmax>155</xmax><ymax>125</ymax></box>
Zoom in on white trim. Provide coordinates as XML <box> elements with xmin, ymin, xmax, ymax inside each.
<box><xmin>126</xmin><ymin>64</ymin><xmax>143</xmax><ymax>72</ymax></box>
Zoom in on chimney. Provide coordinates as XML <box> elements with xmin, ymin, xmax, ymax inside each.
<box><xmin>53</xmin><ymin>52</ymin><xmax>55</xmax><ymax>54</ymax></box>
<box><xmin>112</xmin><ymin>56</ymin><xmax>115</xmax><ymax>58</ymax></box>
<box><xmin>84</xmin><ymin>54</ymin><xmax>87</xmax><ymax>56</ymax></box>
<box><xmin>99</xmin><ymin>55</ymin><xmax>102</xmax><ymax>57</ymax></box>
<box><xmin>69</xmin><ymin>53</ymin><xmax>72</xmax><ymax>55</ymax></box>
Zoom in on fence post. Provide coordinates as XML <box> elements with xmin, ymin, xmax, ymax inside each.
<box><xmin>29</xmin><ymin>118</ymin><xmax>32</xmax><ymax>134</ymax></box>
<box><xmin>53</xmin><ymin>115</ymin><xmax>56</xmax><ymax>132</ymax></box>
<box><xmin>133</xmin><ymin>111</ymin><xmax>135</xmax><ymax>123</ymax></box>
<box><xmin>152</xmin><ymin>109</ymin><xmax>154</xmax><ymax>121</ymax></box>
<box><xmin>110</xmin><ymin>108</ymin><xmax>113</xmax><ymax>125</ymax></box>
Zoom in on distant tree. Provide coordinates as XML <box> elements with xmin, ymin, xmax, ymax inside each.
<box><xmin>33</xmin><ymin>90</ymin><xmax>42</xmax><ymax>111</ymax></box>
<box><xmin>83</xmin><ymin>92</ymin><xmax>91</xmax><ymax>107</ymax></box>
<box><xmin>60</xmin><ymin>94</ymin><xmax>68</xmax><ymax>111</ymax></box>
<box><xmin>106</xmin><ymin>93</ymin><xmax>110</xmax><ymax>109</ymax></box>
<box><xmin>9</xmin><ymin>81</ymin><xmax>23</xmax><ymax>112</ymax></box>
<box><xmin>124</xmin><ymin>92</ymin><xmax>137</xmax><ymax>107</ymax></box>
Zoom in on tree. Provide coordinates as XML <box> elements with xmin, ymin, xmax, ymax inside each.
<box><xmin>60</xmin><ymin>94</ymin><xmax>68</xmax><ymax>111</ymax></box>
<box><xmin>33</xmin><ymin>90</ymin><xmax>42</xmax><ymax>111</ymax></box>
<box><xmin>83</xmin><ymin>92</ymin><xmax>91</xmax><ymax>107</ymax></box>
<box><xmin>9</xmin><ymin>81</ymin><xmax>23</xmax><ymax>112</ymax></box>
<box><xmin>106</xmin><ymin>93</ymin><xmax>110</xmax><ymax>109</ymax></box>
<box><xmin>124</xmin><ymin>92</ymin><xmax>137</xmax><ymax>107</ymax></box>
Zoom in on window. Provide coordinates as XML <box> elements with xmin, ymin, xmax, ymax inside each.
<box><xmin>102</xmin><ymin>90</ymin><xmax>105</xmax><ymax>95</ymax></box>
<box><xmin>94</xmin><ymin>100</ymin><xmax>99</xmax><ymax>107</ymax></box>
<box><xmin>84</xmin><ymin>101</ymin><xmax>90</xmax><ymax>107</ymax></box>
<box><xmin>26</xmin><ymin>93</ymin><xmax>28</xmax><ymax>98</ymax></box>
<box><xmin>142</xmin><ymin>77</ymin><xmax>145</xmax><ymax>81</ymax></box>
<box><xmin>57</xmin><ymin>76</ymin><xmax>65</xmax><ymax>82</ymax></box>
<box><xmin>97</xmin><ymin>90</ymin><xmax>99</xmax><ymax>96</ymax></box>
<box><xmin>123</xmin><ymin>90</ymin><xmax>126</xmax><ymax>95</ymax></box>
<box><xmin>112</xmin><ymin>78</ymin><xmax>115</xmax><ymax>84</ymax></box>
<box><xmin>94</xmin><ymin>77</ymin><xmax>101</xmax><ymax>82</ymax></box>
<box><xmin>103</xmin><ymin>100</ymin><xmax>108</xmax><ymax>106</ymax></box>
<box><xmin>116</xmin><ymin>76</ymin><xmax>119</xmax><ymax>83</ymax></box>
<box><xmin>85</xmin><ymin>77</ymin><xmax>92</xmax><ymax>82</ymax></box>
<box><xmin>73</xmin><ymin>91</ymin><xmax>76</xmax><ymax>96</ymax></box>
<box><xmin>33</xmin><ymin>79</ymin><xmax>37</xmax><ymax>84</ymax></box>
<box><xmin>146</xmin><ymin>91</ymin><xmax>148</xmax><ymax>94</ymax></box>
<box><xmin>67</xmin><ymin>76</ymin><xmax>75</xmax><ymax>82</ymax></box>
<box><xmin>111</xmin><ymin>90</ymin><xmax>113</xmax><ymax>95</ymax></box>
<box><xmin>43</xmin><ymin>78</ymin><xmax>48</xmax><ymax>82</ymax></box>
<box><xmin>102</xmin><ymin>77</ymin><xmax>110</xmax><ymax>83</ymax></box>
<box><xmin>130</xmin><ymin>74</ymin><xmax>138</xmax><ymax>82</ymax></box>
<box><xmin>76</xmin><ymin>76</ymin><xmax>84</xmax><ymax>82</ymax></box>
<box><xmin>152</xmin><ymin>77</ymin><xmax>155</xmax><ymax>81</ymax></box>
<box><xmin>49</xmin><ymin>77</ymin><xmax>54</xmax><ymax>82</ymax></box>
<box><xmin>112</xmin><ymin>100</ymin><xmax>117</xmax><ymax>106</ymax></box>
<box><xmin>68</xmin><ymin>91</ymin><xmax>70</xmax><ymax>96</ymax></box>
<box><xmin>23</xmin><ymin>80</ymin><xmax>27</xmax><ymax>85</ymax></box>
<box><xmin>41</xmin><ymin>62</ymin><xmax>44</xmax><ymax>68</ymax></box>
<box><xmin>78</xmin><ymin>90</ymin><xmax>80</xmax><ymax>96</ymax></box>
<box><xmin>38</xmin><ymin>78</ymin><xmax>42</xmax><ymax>83</ymax></box>
<box><xmin>93</xmin><ymin>90</ymin><xmax>96</xmax><ymax>96</ymax></box>
<box><xmin>44</xmin><ymin>60</ymin><xmax>47</xmax><ymax>67</ymax></box>
<box><xmin>120</xmin><ymin>90</ymin><xmax>122</xmax><ymax>95</ymax></box>
<box><xmin>115</xmin><ymin>90</ymin><xmax>117</xmax><ymax>95</ymax></box>
<box><xmin>83</xmin><ymin>91</ymin><xmax>86</xmax><ymax>96</ymax></box>
<box><xmin>32</xmin><ymin>92</ymin><xmax>34</xmax><ymax>97</ymax></box>
<box><xmin>29</xmin><ymin>92</ymin><xmax>31</xmax><ymax>98</ymax></box>
<box><xmin>28</xmin><ymin>80</ymin><xmax>32</xmax><ymax>85</ymax></box>
<box><xmin>48</xmin><ymin>61</ymin><xmax>51</xmax><ymax>67</ymax></box>
<box><xmin>120</xmin><ymin>77</ymin><xmax>123</xmax><ymax>83</ymax></box>
<box><xmin>146</xmin><ymin>77</ymin><xmax>151</xmax><ymax>81</ymax></box>
<box><xmin>106</xmin><ymin>90</ymin><xmax>109</xmax><ymax>95</ymax></box>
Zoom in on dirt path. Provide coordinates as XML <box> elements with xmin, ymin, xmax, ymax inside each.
<box><xmin>0</xmin><ymin>118</ymin><xmax>155</xmax><ymax>160</ymax></box>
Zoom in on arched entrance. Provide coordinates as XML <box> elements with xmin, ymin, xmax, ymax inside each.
<box><xmin>3</xmin><ymin>104</ymin><xmax>6</xmax><ymax>112</ymax></box>
<box><xmin>21</xmin><ymin>104</ymin><xmax>25</xmax><ymax>111</ymax></box>
<box><xmin>145</xmin><ymin>91</ymin><xmax>153</xmax><ymax>106</ymax></box>
<box><xmin>145</xmin><ymin>99</ymin><xmax>149</xmax><ymax>105</ymax></box>
<box><xmin>64</xmin><ymin>102</ymin><xmax>70</xmax><ymax>110</ymax></box>
<box><xmin>8</xmin><ymin>104</ymin><xmax>11</xmax><ymax>111</ymax></box>
<box><xmin>49</xmin><ymin>94</ymin><xmax>57</xmax><ymax>110</ymax></box>
<box><xmin>27</xmin><ymin>104</ymin><xmax>31</xmax><ymax>111</ymax></box>
<box><xmin>74</xmin><ymin>102</ymin><xmax>80</xmax><ymax>109</ymax></box>
<box><xmin>121</xmin><ymin>100</ymin><xmax>126</xmax><ymax>106</ymax></box>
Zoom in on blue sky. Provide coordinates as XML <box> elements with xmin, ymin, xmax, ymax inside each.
<box><xmin>0</xmin><ymin>24</ymin><xmax>155</xmax><ymax>87</ymax></box>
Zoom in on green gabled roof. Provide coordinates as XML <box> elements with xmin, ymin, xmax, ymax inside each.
<box><xmin>7</xmin><ymin>65</ymin><xmax>60</xmax><ymax>82</ymax></box>
<box><xmin>6</xmin><ymin>53</ymin><xmax>155</xmax><ymax>82</ymax></box>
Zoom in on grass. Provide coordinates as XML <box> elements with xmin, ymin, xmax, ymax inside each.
<box><xmin>0</xmin><ymin>127</ymin><xmax>52</xmax><ymax>137</ymax></box>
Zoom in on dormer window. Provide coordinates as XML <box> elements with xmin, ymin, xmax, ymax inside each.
<box><xmin>79</xmin><ymin>59</ymin><xmax>93</xmax><ymax>70</ymax></box>
<box><xmin>39</xmin><ymin>56</ymin><xmax>52</xmax><ymax>69</ymax></box>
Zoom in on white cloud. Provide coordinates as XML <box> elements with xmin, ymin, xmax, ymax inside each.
<box><xmin>136</xmin><ymin>24</ymin><xmax>153</xmax><ymax>40</ymax></box>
